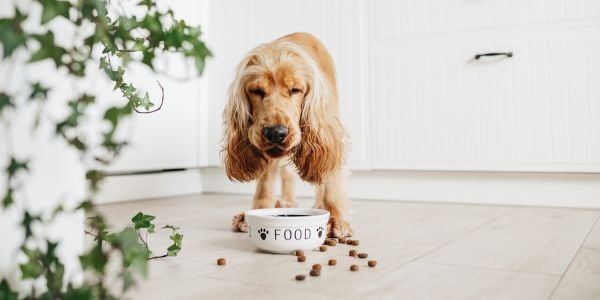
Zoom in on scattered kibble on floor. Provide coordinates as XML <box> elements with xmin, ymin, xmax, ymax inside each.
<box><xmin>217</xmin><ymin>258</ymin><xmax>226</xmax><ymax>266</ymax></box>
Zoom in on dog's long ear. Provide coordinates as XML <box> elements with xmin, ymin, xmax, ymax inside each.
<box><xmin>292</xmin><ymin>54</ymin><xmax>346</xmax><ymax>184</ymax></box>
<box><xmin>221</xmin><ymin>54</ymin><xmax>267</xmax><ymax>182</ymax></box>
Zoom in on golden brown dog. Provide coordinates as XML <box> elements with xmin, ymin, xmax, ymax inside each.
<box><xmin>222</xmin><ymin>32</ymin><xmax>352</xmax><ymax>238</ymax></box>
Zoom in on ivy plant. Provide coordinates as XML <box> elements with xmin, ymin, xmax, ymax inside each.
<box><xmin>0</xmin><ymin>0</ymin><xmax>211</xmax><ymax>298</ymax></box>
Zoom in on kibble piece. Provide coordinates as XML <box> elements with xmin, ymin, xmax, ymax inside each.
<box><xmin>297</xmin><ymin>256</ymin><xmax>306</xmax><ymax>262</ymax></box>
<box><xmin>319</xmin><ymin>245</ymin><xmax>327</xmax><ymax>252</ymax></box>
<box><xmin>358</xmin><ymin>253</ymin><xmax>368</xmax><ymax>259</ymax></box>
<box><xmin>338</xmin><ymin>237</ymin><xmax>347</xmax><ymax>243</ymax></box>
<box><xmin>351</xmin><ymin>240</ymin><xmax>360</xmax><ymax>246</ymax></box>
<box><xmin>328</xmin><ymin>259</ymin><xmax>337</xmax><ymax>266</ymax></box>
<box><xmin>312</xmin><ymin>264</ymin><xmax>322</xmax><ymax>271</ymax></box>
<box><xmin>350</xmin><ymin>264</ymin><xmax>359</xmax><ymax>272</ymax></box>
<box><xmin>295</xmin><ymin>274</ymin><xmax>306</xmax><ymax>281</ymax></box>
<box><xmin>295</xmin><ymin>250</ymin><xmax>304</xmax><ymax>256</ymax></box>
<box><xmin>346</xmin><ymin>239</ymin><xmax>353</xmax><ymax>245</ymax></box>
<box><xmin>325</xmin><ymin>239</ymin><xmax>337</xmax><ymax>246</ymax></box>
<box><xmin>309</xmin><ymin>269</ymin><xmax>321</xmax><ymax>277</ymax></box>
<box><xmin>217</xmin><ymin>258</ymin><xmax>226</xmax><ymax>266</ymax></box>
<box><xmin>368</xmin><ymin>260</ymin><xmax>377</xmax><ymax>267</ymax></box>
<box><xmin>349</xmin><ymin>250</ymin><xmax>357</xmax><ymax>257</ymax></box>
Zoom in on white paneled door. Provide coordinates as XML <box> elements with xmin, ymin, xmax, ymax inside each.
<box><xmin>370</xmin><ymin>1</ymin><xmax>600</xmax><ymax>172</ymax></box>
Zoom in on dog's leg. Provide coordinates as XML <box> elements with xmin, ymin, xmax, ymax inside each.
<box><xmin>231</xmin><ymin>160</ymin><xmax>279</xmax><ymax>232</ymax></box>
<box><xmin>314</xmin><ymin>170</ymin><xmax>353</xmax><ymax>238</ymax></box>
<box><xmin>275</xmin><ymin>165</ymin><xmax>297</xmax><ymax>208</ymax></box>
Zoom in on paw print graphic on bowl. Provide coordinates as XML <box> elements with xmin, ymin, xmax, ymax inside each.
<box><xmin>317</xmin><ymin>226</ymin><xmax>324</xmax><ymax>238</ymax></box>
<box><xmin>258</xmin><ymin>228</ymin><xmax>269</xmax><ymax>240</ymax></box>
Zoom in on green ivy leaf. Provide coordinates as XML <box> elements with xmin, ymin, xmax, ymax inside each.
<box><xmin>79</xmin><ymin>244</ymin><xmax>107</xmax><ymax>274</ymax></box>
<box><xmin>112</xmin><ymin>227</ymin><xmax>149</xmax><ymax>278</ymax></box>
<box><xmin>139</xmin><ymin>92</ymin><xmax>154</xmax><ymax>110</ymax></box>
<box><xmin>131</xmin><ymin>212</ymin><xmax>156</xmax><ymax>232</ymax></box>
<box><xmin>0</xmin><ymin>92</ymin><xmax>15</xmax><ymax>114</ymax></box>
<box><xmin>7</xmin><ymin>158</ymin><xmax>29</xmax><ymax>178</ymax></box>
<box><xmin>39</xmin><ymin>0</ymin><xmax>71</xmax><ymax>24</ymax></box>
<box><xmin>29</xmin><ymin>32</ymin><xmax>68</xmax><ymax>67</ymax></box>
<box><xmin>163</xmin><ymin>225</ymin><xmax>183</xmax><ymax>257</ymax></box>
<box><xmin>63</xmin><ymin>284</ymin><xmax>93</xmax><ymax>300</ymax></box>
<box><xmin>0</xmin><ymin>279</ymin><xmax>19</xmax><ymax>300</ymax></box>
<box><xmin>28</xmin><ymin>82</ymin><xmax>50</xmax><ymax>101</ymax></box>
<box><xmin>19</xmin><ymin>247</ymin><xmax>43</xmax><ymax>279</ymax></box>
<box><xmin>85</xmin><ymin>170</ymin><xmax>105</xmax><ymax>192</ymax></box>
<box><xmin>0</xmin><ymin>9</ymin><xmax>28</xmax><ymax>58</ymax></box>
<box><xmin>2</xmin><ymin>187</ymin><xmax>14</xmax><ymax>208</ymax></box>
<box><xmin>21</xmin><ymin>212</ymin><xmax>41</xmax><ymax>238</ymax></box>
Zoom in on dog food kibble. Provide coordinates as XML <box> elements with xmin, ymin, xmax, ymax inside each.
<box><xmin>310</xmin><ymin>269</ymin><xmax>321</xmax><ymax>277</ymax></box>
<box><xmin>297</xmin><ymin>256</ymin><xmax>306</xmax><ymax>262</ymax></box>
<box><xmin>351</xmin><ymin>240</ymin><xmax>360</xmax><ymax>246</ymax></box>
<box><xmin>358</xmin><ymin>253</ymin><xmax>368</xmax><ymax>259</ymax></box>
<box><xmin>217</xmin><ymin>258</ymin><xmax>226</xmax><ymax>266</ymax></box>
<box><xmin>339</xmin><ymin>237</ymin><xmax>347</xmax><ymax>243</ymax></box>
<box><xmin>350</xmin><ymin>264</ymin><xmax>359</xmax><ymax>272</ymax></box>
<box><xmin>368</xmin><ymin>260</ymin><xmax>377</xmax><ymax>267</ymax></box>
<box><xmin>328</xmin><ymin>259</ymin><xmax>337</xmax><ymax>266</ymax></box>
<box><xmin>295</xmin><ymin>274</ymin><xmax>306</xmax><ymax>281</ymax></box>
<box><xmin>349</xmin><ymin>250</ymin><xmax>357</xmax><ymax>257</ymax></box>
<box><xmin>312</xmin><ymin>264</ymin><xmax>322</xmax><ymax>271</ymax></box>
<box><xmin>325</xmin><ymin>239</ymin><xmax>337</xmax><ymax>246</ymax></box>
<box><xmin>319</xmin><ymin>245</ymin><xmax>327</xmax><ymax>252</ymax></box>
<box><xmin>346</xmin><ymin>239</ymin><xmax>353</xmax><ymax>245</ymax></box>
<box><xmin>295</xmin><ymin>250</ymin><xmax>304</xmax><ymax>256</ymax></box>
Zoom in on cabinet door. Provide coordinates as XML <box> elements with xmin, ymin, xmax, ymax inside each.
<box><xmin>370</xmin><ymin>19</ymin><xmax>600</xmax><ymax>171</ymax></box>
<box><xmin>104</xmin><ymin>0</ymin><xmax>206</xmax><ymax>172</ymax></box>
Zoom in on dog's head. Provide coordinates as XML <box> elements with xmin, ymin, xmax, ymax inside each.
<box><xmin>222</xmin><ymin>41</ymin><xmax>344</xmax><ymax>184</ymax></box>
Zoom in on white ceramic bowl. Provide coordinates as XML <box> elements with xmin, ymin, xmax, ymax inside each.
<box><xmin>245</xmin><ymin>208</ymin><xmax>330</xmax><ymax>253</ymax></box>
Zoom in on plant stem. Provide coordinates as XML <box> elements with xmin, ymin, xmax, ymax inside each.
<box><xmin>148</xmin><ymin>254</ymin><xmax>168</xmax><ymax>260</ymax></box>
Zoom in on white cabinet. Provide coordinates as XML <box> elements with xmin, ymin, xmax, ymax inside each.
<box><xmin>105</xmin><ymin>0</ymin><xmax>206</xmax><ymax>172</ymax></box>
<box><xmin>369</xmin><ymin>1</ymin><xmax>600</xmax><ymax>172</ymax></box>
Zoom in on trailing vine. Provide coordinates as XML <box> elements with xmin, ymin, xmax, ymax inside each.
<box><xmin>0</xmin><ymin>0</ymin><xmax>211</xmax><ymax>298</ymax></box>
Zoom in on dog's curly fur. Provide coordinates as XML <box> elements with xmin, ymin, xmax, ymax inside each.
<box><xmin>222</xmin><ymin>32</ymin><xmax>352</xmax><ymax>238</ymax></box>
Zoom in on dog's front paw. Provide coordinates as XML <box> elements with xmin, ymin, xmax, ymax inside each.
<box><xmin>275</xmin><ymin>199</ymin><xmax>297</xmax><ymax>208</ymax></box>
<box><xmin>326</xmin><ymin>215</ymin><xmax>353</xmax><ymax>238</ymax></box>
<box><xmin>231</xmin><ymin>212</ymin><xmax>248</xmax><ymax>232</ymax></box>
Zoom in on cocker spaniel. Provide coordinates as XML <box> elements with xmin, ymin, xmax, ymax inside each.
<box><xmin>222</xmin><ymin>32</ymin><xmax>352</xmax><ymax>238</ymax></box>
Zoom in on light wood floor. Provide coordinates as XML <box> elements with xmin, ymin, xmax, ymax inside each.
<box><xmin>96</xmin><ymin>194</ymin><xmax>600</xmax><ymax>300</ymax></box>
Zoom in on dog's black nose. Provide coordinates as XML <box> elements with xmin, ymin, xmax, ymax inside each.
<box><xmin>263</xmin><ymin>125</ymin><xmax>288</xmax><ymax>144</ymax></box>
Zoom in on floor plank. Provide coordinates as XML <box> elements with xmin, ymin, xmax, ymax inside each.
<box><xmin>551</xmin><ymin>248</ymin><xmax>600</xmax><ymax>300</ymax></box>
<box><xmin>418</xmin><ymin>208</ymin><xmax>599</xmax><ymax>275</ymax></box>
<box><xmin>583</xmin><ymin>216</ymin><xmax>600</xmax><ymax>248</ymax></box>
<box><xmin>355</xmin><ymin>262</ymin><xmax>559</xmax><ymax>300</ymax></box>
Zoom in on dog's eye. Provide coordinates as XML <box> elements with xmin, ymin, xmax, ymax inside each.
<box><xmin>290</xmin><ymin>88</ymin><xmax>303</xmax><ymax>95</ymax></box>
<box><xmin>249</xmin><ymin>89</ymin><xmax>266</xmax><ymax>98</ymax></box>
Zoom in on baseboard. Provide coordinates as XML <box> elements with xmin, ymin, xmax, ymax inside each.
<box><xmin>95</xmin><ymin>169</ymin><xmax>203</xmax><ymax>204</ymax></box>
<box><xmin>200</xmin><ymin>167</ymin><xmax>600</xmax><ymax>209</ymax></box>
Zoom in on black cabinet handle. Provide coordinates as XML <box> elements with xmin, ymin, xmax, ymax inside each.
<box><xmin>474</xmin><ymin>52</ymin><xmax>513</xmax><ymax>60</ymax></box>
